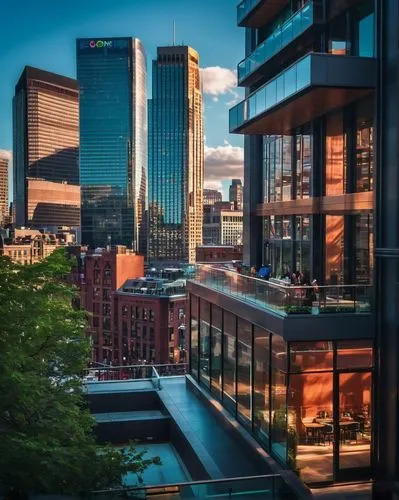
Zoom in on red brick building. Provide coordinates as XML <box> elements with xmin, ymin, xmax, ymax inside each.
<box><xmin>82</xmin><ymin>246</ymin><xmax>187</xmax><ymax>365</ymax></box>
<box><xmin>82</xmin><ymin>246</ymin><xmax>144</xmax><ymax>363</ymax></box>
<box><xmin>116</xmin><ymin>278</ymin><xmax>187</xmax><ymax>365</ymax></box>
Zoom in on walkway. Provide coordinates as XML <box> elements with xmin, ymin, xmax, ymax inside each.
<box><xmin>158</xmin><ymin>376</ymin><xmax>269</xmax><ymax>479</ymax></box>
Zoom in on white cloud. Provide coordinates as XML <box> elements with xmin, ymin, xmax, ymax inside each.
<box><xmin>212</xmin><ymin>96</ymin><xmax>219</xmax><ymax>103</ymax></box>
<box><xmin>0</xmin><ymin>150</ymin><xmax>12</xmax><ymax>161</ymax></box>
<box><xmin>201</xmin><ymin>66</ymin><xmax>237</xmax><ymax>96</ymax></box>
<box><xmin>205</xmin><ymin>144</ymin><xmax>244</xmax><ymax>183</ymax></box>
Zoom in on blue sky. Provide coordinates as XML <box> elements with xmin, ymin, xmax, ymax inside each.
<box><xmin>0</xmin><ymin>0</ymin><xmax>245</xmax><ymax>200</ymax></box>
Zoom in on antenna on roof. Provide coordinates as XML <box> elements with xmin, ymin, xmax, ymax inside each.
<box><xmin>173</xmin><ymin>21</ymin><xmax>176</xmax><ymax>46</ymax></box>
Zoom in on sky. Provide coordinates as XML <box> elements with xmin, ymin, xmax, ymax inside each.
<box><xmin>0</xmin><ymin>0</ymin><xmax>245</xmax><ymax>201</ymax></box>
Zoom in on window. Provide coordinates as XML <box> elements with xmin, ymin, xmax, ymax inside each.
<box><xmin>102</xmin><ymin>289</ymin><xmax>111</xmax><ymax>301</ymax></box>
<box><xmin>337</xmin><ymin>340</ymin><xmax>373</xmax><ymax>369</ymax></box>
<box><xmin>122</xmin><ymin>305</ymin><xmax>128</xmax><ymax>316</ymax></box>
<box><xmin>355</xmin><ymin>98</ymin><xmax>374</xmax><ymax>192</ymax></box>
<box><xmin>103</xmin><ymin>317</ymin><xmax>111</xmax><ymax>331</ymax></box>
<box><xmin>93</xmin><ymin>316</ymin><xmax>99</xmax><ymax>328</ymax></box>
<box><xmin>103</xmin><ymin>303</ymin><xmax>111</xmax><ymax>316</ymax></box>
<box><xmin>237</xmin><ymin>318</ymin><xmax>252</xmax><ymax>426</ymax></box>
<box><xmin>190</xmin><ymin>295</ymin><xmax>199</xmax><ymax>378</ymax></box>
<box><xmin>254</xmin><ymin>326</ymin><xmax>270</xmax><ymax>447</ymax></box>
<box><xmin>271</xmin><ymin>334</ymin><xmax>287</xmax><ymax>463</ymax></box>
<box><xmin>149</xmin><ymin>308</ymin><xmax>155</xmax><ymax>322</ymax></box>
<box><xmin>223</xmin><ymin>311</ymin><xmax>236</xmax><ymax>414</ymax></box>
<box><xmin>169</xmin><ymin>328</ymin><xmax>174</xmax><ymax>342</ymax></box>
<box><xmin>211</xmin><ymin>305</ymin><xmax>222</xmax><ymax>400</ymax></box>
<box><xmin>290</xmin><ymin>342</ymin><xmax>333</xmax><ymax>372</ymax></box>
<box><xmin>325</xmin><ymin>215</ymin><xmax>344</xmax><ymax>285</ymax></box>
<box><xmin>142</xmin><ymin>326</ymin><xmax>147</xmax><ymax>340</ymax></box>
<box><xmin>143</xmin><ymin>308</ymin><xmax>148</xmax><ymax>321</ymax></box>
<box><xmin>326</xmin><ymin>111</ymin><xmax>346</xmax><ymax>196</ymax></box>
<box><xmin>199</xmin><ymin>299</ymin><xmax>210</xmax><ymax>388</ymax></box>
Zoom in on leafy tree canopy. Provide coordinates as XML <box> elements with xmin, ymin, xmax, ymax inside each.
<box><xmin>0</xmin><ymin>250</ymin><xmax>160</xmax><ymax>498</ymax></box>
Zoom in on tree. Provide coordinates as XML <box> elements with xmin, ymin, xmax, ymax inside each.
<box><xmin>0</xmin><ymin>250</ymin><xmax>160</xmax><ymax>498</ymax></box>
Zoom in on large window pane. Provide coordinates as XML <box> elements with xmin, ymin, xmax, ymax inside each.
<box><xmin>337</xmin><ymin>341</ymin><xmax>373</xmax><ymax>370</ymax></box>
<box><xmin>254</xmin><ymin>326</ymin><xmax>270</xmax><ymax>448</ymax></box>
<box><xmin>199</xmin><ymin>299</ymin><xmax>210</xmax><ymax>387</ymax></box>
<box><xmin>290</xmin><ymin>342</ymin><xmax>333</xmax><ymax>372</ymax></box>
<box><xmin>339</xmin><ymin>372</ymin><xmax>372</xmax><ymax>469</ymax></box>
<box><xmin>355</xmin><ymin>214</ymin><xmax>373</xmax><ymax>284</ymax></box>
<box><xmin>271</xmin><ymin>334</ymin><xmax>287</xmax><ymax>463</ymax></box>
<box><xmin>237</xmin><ymin>318</ymin><xmax>252</xmax><ymax>426</ymax></box>
<box><xmin>190</xmin><ymin>295</ymin><xmax>199</xmax><ymax>378</ymax></box>
<box><xmin>289</xmin><ymin>372</ymin><xmax>333</xmax><ymax>483</ymax></box>
<box><xmin>326</xmin><ymin>111</ymin><xmax>346</xmax><ymax>196</ymax></box>
<box><xmin>223</xmin><ymin>311</ymin><xmax>236</xmax><ymax>414</ymax></box>
<box><xmin>325</xmin><ymin>215</ymin><xmax>344</xmax><ymax>285</ymax></box>
<box><xmin>211</xmin><ymin>305</ymin><xmax>222</xmax><ymax>400</ymax></box>
<box><xmin>356</xmin><ymin>98</ymin><xmax>374</xmax><ymax>193</ymax></box>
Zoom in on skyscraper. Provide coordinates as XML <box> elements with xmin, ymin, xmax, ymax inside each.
<box><xmin>76</xmin><ymin>38</ymin><xmax>147</xmax><ymax>251</ymax></box>
<box><xmin>0</xmin><ymin>150</ymin><xmax>10</xmax><ymax>227</ymax></box>
<box><xmin>203</xmin><ymin>188</ymin><xmax>222</xmax><ymax>206</ymax></box>
<box><xmin>229</xmin><ymin>178</ymin><xmax>243</xmax><ymax>210</ymax></box>
<box><xmin>13</xmin><ymin>67</ymin><xmax>80</xmax><ymax>229</ymax></box>
<box><xmin>148</xmin><ymin>46</ymin><xmax>204</xmax><ymax>264</ymax></box>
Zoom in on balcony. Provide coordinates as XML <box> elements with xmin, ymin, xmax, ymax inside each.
<box><xmin>238</xmin><ymin>1</ymin><xmax>323</xmax><ymax>86</ymax></box>
<box><xmin>188</xmin><ymin>265</ymin><xmax>374</xmax><ymax>341</ymax></box>
<box><xmin>237</xmin><ymin>0</ymin><xmax>289</xmax><ymax>28</ymax></box>
<box><xmin>230</xmin><ymin>53</ymin><xmax>376</xmax><ymax>135</ymax></box>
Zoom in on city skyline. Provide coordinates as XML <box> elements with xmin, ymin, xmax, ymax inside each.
<box><xmin>0</xmin><ymin>0</ymin><xmax>244</xmax><ymax>202</ymax></box>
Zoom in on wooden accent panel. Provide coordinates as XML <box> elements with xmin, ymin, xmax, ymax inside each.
<box><xmin>256</xmin><ymin>192</ymin><xmax>374</xmax><ymax>216</ymax></box>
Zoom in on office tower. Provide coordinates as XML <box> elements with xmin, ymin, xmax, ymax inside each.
<box><xmin>187</xmin><ymin>0</ymin><xmax>399</xmax><ymax>495</ymax></box>
<box><xmin>13</xmin><ymin>66</ymin><xmax>80</xmax><ymax>229</ymax></box>
<box><xmin>148</xmin><ymin>46</ymin><xmax>204</xmax><ymax>264</ymax></box>
<box><xmin>77</xmin><ymin>38</ymin><xmax>147</xmax><ymax>251</ymax></box>
<box><xmin>0</xmin><ymin>150</ymin><xmax>10</xmax><ymax>226</ymax></box>
<box><xmin>203</xmin><ymin>188</ymin><xmax>222</xmax><ymax>206</ymax></box>
<box><xmin>229</xmin><ymin>178</ymin><xmax>243</xmax><ymax>210</ymax></box>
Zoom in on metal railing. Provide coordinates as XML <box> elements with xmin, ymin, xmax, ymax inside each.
<box><xmin>90</xmin><ymin>473</ymin><xmax>292</xmax><ymax>499</ymax></box>
<box><xmin>238</xmin><ymin>1</ymin><xmax>319</xmax><ymax>83</ymax></box>
<box><xmin>83</xmin><ymin>363</ymin><xmax>188</xmax><ymax>390</ymax></box>
<box><xmin>192</xmin><ymin>265</ymin><xmax>372</xmax><ymax>316</ymax></box>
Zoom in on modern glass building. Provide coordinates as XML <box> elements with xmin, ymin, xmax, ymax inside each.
<box><xmin>77</xmin><ymin>38</ymin><xmax>147</xmax><ymax>251</ymax></box>
<box><xmin>13</xmin><ymin>66</ymin><xmax>80</xmax><ymax>229</ymax></box>
<box><xmin>188</xmin><ymin>0</ymin><xmax>399</xmax><ymax>496</ymax></box>
<box><xmin>148</xmin><ymin>46</ymin><xmax>204</xmax><ymax>264</ymax></box>
<box><xmin>0</xmin><ymin>150</ymin><xmax>10</xmax><ymax>227</ymax></box>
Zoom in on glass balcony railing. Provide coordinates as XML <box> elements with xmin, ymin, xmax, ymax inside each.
<box><xmin>237</xmin><ymin>0</ymin><xmax>263</xmax><ymax>25</ymax></box>
<box><xmin>230</xmin><ymin>54</ymin><xmax>311</xmax><ymax>132</ymax></box>
<box><xmin>83</xmin><ymin>363</ymin><xmax>188</xmax><ymax>389</ymax></box>
<box><xmin>192</xmin><ymin>265</ymin><xmax>372</xmax><ymax>316</ymax></box>
<box><xmin>91</xmin><ymin>473</ymin><xmax>294</xmax><ymax>499</ymax></box>
<box><xmin>238</xmin><ymin>1</ymin><xmax>317</xmax><ymax>84</ymax></box>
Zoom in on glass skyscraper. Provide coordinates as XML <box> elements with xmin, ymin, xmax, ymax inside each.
<box><xmin>148</xmin><ymin>46</ymin><xmax>204</xmax><ymax>264</ymax></box>
<box><xmin>13</xmin><ymin>67</ymin><xmax>80</xmax><ymax>229</ymax></box>
<box><xmin>76</xmin><ymin>38</ymin><xmax>147</xmax><ymax>250</ymax></box>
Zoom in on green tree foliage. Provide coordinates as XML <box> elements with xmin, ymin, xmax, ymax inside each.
<box><xmin>0</xmin><ymin>250</ymin><xmax>160</xmax><ymax>497</ymax></box>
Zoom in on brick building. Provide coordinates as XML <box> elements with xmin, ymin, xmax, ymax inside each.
<box><xmin>82</xmin><ymin>246</ymin><xmax>188</xmax><ymax>365</ymax></box>
<box><xmin>196</xmin><ymin>245</ymin><xmax>243</xmax><ymax>263</ymax></box>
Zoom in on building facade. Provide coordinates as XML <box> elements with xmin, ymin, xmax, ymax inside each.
<box><xmin>186</xmin><ymin>0</ymin><xmax>399</xmax><ymax>493</ymax></box>
<box><xmin>77</xmin><ymin>38</ymin><xmax>147</xmax><ymax>251</ymax></box>
<box><xmin>0</xmin><ymin>150</ymin><xmax>10</xmax><ymax>227</ymax></box>
<box><xmin>220</xmin><ymin>210</ymin><xmax>243</xmax><ymax>245</ymax></box>
<box><xmin>203</xmin><ymin>202</ymin><xmax>242</xmax><ymax>246</ymax></box>
<box><xmin>13</xmin><ymin>66</ymin><xmax>80</xmax><ymax>229</ymax></box>
<box><xmin>116</xmin><ymin>279</ymin><xmax>187</xmax><ymax>365</ymax></box>
<box><xmin>148</xmin><ymin>46</ymin><xmax>204</xmax><ymax>264</ymax></box>
<box><xmin>203</xmin><ymin>189</ymin><xmax>223</xmax><ymax>206</ymax></box>
<box><xmin>229</xmin><ymin>179</ymin><xmax>243</xmax><ymax>210</ymax></box>
<box><xmin>196</xmin><ymin>245</ymin><xmax>243</xmax><ymax>263</ymax></box>
<box><xmin>81</xmin><ymin>246</ymin><xmax>144</xmax><ymax>363</ymax></box>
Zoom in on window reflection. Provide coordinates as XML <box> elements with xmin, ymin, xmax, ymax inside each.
<box><xmin>356</xmin><ymin>99</ymin><xmax>374</xmax><ymax>192</ymax></box>
<box><xmin>355</xmin><ymin>214</ymin><xmax>373</xmax><ymax>284</ymax></box>
<box><xmin>337</xmin><ymin>341</ymin><xmax>373</xmax><ymax>370</ymax></box>
<box><xmin>223</xmin><ymin>311</ymin><xmax>236</xmax><ymax>413</ymax></box>
<box><xmin>325</xmin><ymin>215</ymin><xmax>344</xmax><ymax>285</ymax></box>
<box><xmin>199</xmin><ymin>299</ymin><xmax>210</xmax><ymax>387</ymax></box>
<box><xmin>211</xmin><ymin>305</ymin><xmax>222</xmax><ymax>400</ymax></box>
<box><xmin>237</xmin><ymin>319</ymin><xmax>252</xmax><ymax>426</ymax></box>
<box><xmin>190</xmin><ymin>296</ymin><xmax>198</xmax><ymax>378</ymax></box>
<box><xmin>326</xmin><ymin>112</ymin><xmax>346</xmax><ymax>196</ymax></box>
<box><xmin>271</xmin><ymin>334</ymin><xmax>287</xmax><ymax>463</ymax></box>
<box><xmin>254</xmin><ymin>326</ymin><xmax>270</xmax><ymax>447</ymax></box>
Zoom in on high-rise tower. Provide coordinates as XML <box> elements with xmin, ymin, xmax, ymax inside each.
<box><xmin>0</xmin><ymin>150</ymin><xmax>10</xmax><ymax>227</ymax></box>
<box><xmin>148</xmin><ymin>46</ymin><xmax>204</xmax><ymax>264</ymax></box>
<box><xmin>76</xmin><ymin>38</ymin><xmax>147</xmax><ymax>251</ymax></box>
<box><xmin>13</xmin><ymin>66</ymin><xmax>80</xmax><ymax>229</ymax></box>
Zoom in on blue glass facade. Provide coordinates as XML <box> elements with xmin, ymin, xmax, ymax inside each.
<box><xmin>148</xmin><ymin>47</ymin><xmax>203</xmax><ymax>263</ymax></box>
<box><xmin>77</xmin><ymin>38</ymin><xmax>147</xmax><ymax>249</ymax></box>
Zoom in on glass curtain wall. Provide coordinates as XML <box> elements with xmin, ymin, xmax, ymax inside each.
<box><xmin>190</xmin><ymin>295</ymin><xmax>199</xmax><ymax>378</ymax></box>
<box><xmin>199</xmin><ymin>299</ymin><xmax>210</xmax><ymax>387</ymax></box>
<box><xmin>223</xmin><ymin>311</ymin><xmax>237</xmax><ymax>414</ymax></box>
<box><xmin>254</xmin><ymin>326</ymin><xmax>270</xmax><ymax>446</ymax></box>
<box><xmin>211</xmin><ymin>305</ymin><xmax>222</xmax><ymax>400</ymax></box>
<box><xmin>237</xmin><ymin>319</ymin><xmax>252</xmax><ymax>427</ymax></box>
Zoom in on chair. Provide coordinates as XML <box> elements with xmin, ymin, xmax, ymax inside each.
<box><xmin>346</xmin><ymin>422</ymin><xmax>360</xmax><ymax>442</ymax></box>
<box><xmin>320</xmin><ymin>424</ymin><xmax>334</xmax><ymax>446</ymax></box>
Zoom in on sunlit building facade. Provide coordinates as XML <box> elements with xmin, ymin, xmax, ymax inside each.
<box><xmin>229</xmin><ymin>179</ymin><xmax>243</xmax><ymax>210</ymax></box>
<box><xmin>0</xmin><ymin>150</ymin><xmax>10</xmax><ymax>227</ymax></box>
<box><xmin>13</xmin><ymin>66</ymin><xmax>80</xmax><ymax>229</ymax></box>
<box><xmin>77</xmin><ymin>38</ymin><xmax>147</xmax><ymax>251</ymax></box>
<box><xmin>187</xmin><ymin>0</ymin><xmax>399</xmax><ymax>494</ymax></box>
<box><xmin>148</xmin><ymin>46</ymin><xmax>204</xmax><ymax>264</ymax></box>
